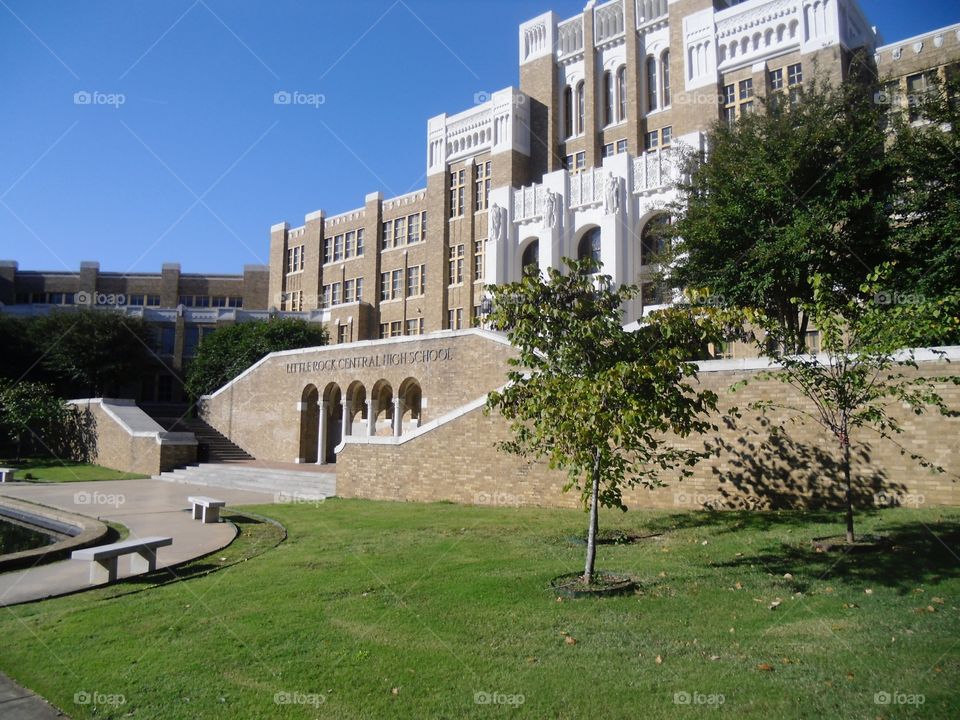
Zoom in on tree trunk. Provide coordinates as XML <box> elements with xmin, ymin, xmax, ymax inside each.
<box><xmin>584</xmin><ymin>451</ymin><xmax>601</xmax><ymax>585</ymax></box>
<box><xmin>843</xmin><ymin>435</ymin><xmax>854</xmax><ymax>544</ymax></box>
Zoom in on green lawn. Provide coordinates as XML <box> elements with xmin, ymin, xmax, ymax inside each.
<box><xmin>1</xmin><ymin>458</ymin><xmax>147</xmax><ymax>482</ymax></box>
<box><xmin>1</xmin><ymin>500</ymin><xmax>957</xmax><ymax>719</ymax></box>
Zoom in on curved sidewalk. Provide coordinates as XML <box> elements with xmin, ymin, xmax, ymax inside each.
<box><xmin>0</xmin><ymin>478</ymin><xmax>277</xmax><ymax>607</ymax></box>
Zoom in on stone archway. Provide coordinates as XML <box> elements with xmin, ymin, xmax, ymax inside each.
<box><xmin>397</xmin><ymin>377</ymin><xmax>423</xmax><ymax>435</ymax></box>
<box><xmin>345</xmin><ymin>381</ymin><xmax>368</xmax><ymax>437</ymax></box>
<box><xmin>298</xmin><ymin>385</ymin><xmax>320</xmax><ymax>463</ymax></box>
<box><xmin>321</xmin><ymin>382</ymin><xmax>343</xmax><ymax>463</ymax></box>
<box><xmin>369</xmin><ymin>380</ymin><xmax>394</xmax><ymax>437</ymax></box>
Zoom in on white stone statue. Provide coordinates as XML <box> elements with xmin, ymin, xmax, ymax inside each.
<box><xmin>543</xmin><ymin>191</ymin><xmax>559</xmax><ymax>230</ymax></box>
<box><xmin>604</xmin><ymin>174</ymin><xmax>621</xmax><ymax>215</ymax></box>
<box><xmin>490</xmin><ymin>203</ymin><xmax>504</xmax><ymax>242</ymax></box>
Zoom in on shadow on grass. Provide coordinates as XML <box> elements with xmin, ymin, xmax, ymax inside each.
<box><xmin>712</xmin><ymin>518</ymin><xmax>960</xmax><ymax>593</ymax></box>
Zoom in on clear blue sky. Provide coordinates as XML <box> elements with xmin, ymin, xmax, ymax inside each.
<box><xmin>1</xmin><ymin>0</ymin><xmax>956</xmax><ymax>275</ymax></box>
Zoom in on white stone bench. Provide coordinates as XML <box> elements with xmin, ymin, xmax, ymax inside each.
<box><xmin>188</xmin><ymin>496</ymin><xmax>226</xmax><ymax>524</ymax></box>
<box><xmin>71</xmin><ymin>536</ymin><xmax>173</xmax><ymax>584</ymax></box>
<box><xmin>0</xmin><ymin>468</ymin><xmax>14</xmax><ymax>483</ymax></box>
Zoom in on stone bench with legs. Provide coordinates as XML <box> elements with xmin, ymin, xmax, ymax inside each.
<box><xmin>188</xmin><ymin>496</ymin><xmax>227</xmax><ymax>524</ymax></box>
<box><xmin>71</xmin><ymin>537</ymin><xmax>173</xmax><ymax>585</ymax></box>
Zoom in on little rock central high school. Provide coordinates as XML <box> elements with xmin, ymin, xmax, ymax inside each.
<box><xmin>268</xmin><ymin>0</ymin><xmax>960</xmax><ymax>343</ymax></box>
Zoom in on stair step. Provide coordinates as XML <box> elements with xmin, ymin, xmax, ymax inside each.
<box><xmin>155</xmin><ymin>463</ymin><xmax>337</xmax><ymax>498</ymax></box>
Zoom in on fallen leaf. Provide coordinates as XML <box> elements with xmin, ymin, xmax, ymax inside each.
<box><xmin>391</xmin><ymin>687</ymin><xmax>400</xmax><ymax>696</ymax></box>
<box><xmin>734</xmin><ymin>582</ymin><xmax>743</xmax><ymax>590</ymax></box>
<box><xmin>846</xmin><ymin>672</ymin><xmax>855</xmax><ymax>680</ymax></box>
<box><xmin>710</xmin><ymin>655</ymin><xmax>721</xmax><ymax>661</ymax></box>
<box><xmin>757</xmin><ymin>663</ymin><xmax>774</xmax><ymax>672</ymax></box>
<box><xmin>926</xmin><ymin>605</ymin><xmax>937</xmax><ymax>613</ymax></box>
<box><xmin>783</xmin><ymin>573</ymin><xmax>793</xmax><ymax>580</ymax></box>
<box><xmin>864</xmin><ymin>588</ymin><xmax>873</xmax><ymax>595</ymax></box>
<box><xmin>701</xmin><ymin>540</ymin><xmax>708</xmax><ymax>546</ymax></box>
<box><xmin>564</xmin><ymin>636</ymin><xmax>577</xmax><ymax>645</ymax></box>
<box><xmin>932</xmin><ymin>597</ymin><xmax>945</xmax><ymax>604</ymax></box>
<box><xmin>769</xmin><ymin>599</ymin><xmax>782</xmax><ymax>610</ymax></box>
<box><xmin>825</xmin><ymin>587</ymin><xmax>834</xmax><ymax>594</ymax></box>
<box><xmin>655</xmin><ymin>655</ymin><xmax>663</xmax><ymax>664</ymax></box>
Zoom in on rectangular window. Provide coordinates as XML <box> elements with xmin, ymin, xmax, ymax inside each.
<box><xmin>616</xmin><ymin>139</ymin><xmax>628</xmax><ymax>154</ymax></box>
<box><xmin>379</xmin><ymin>272</ymin><xmax>390</xmax><ymax>302</ymax></box>
<box><xmin>128</xmin><ymin>294</ymin><xmax>144</xmax><ymax>307</ymax></box>
<box><xmin>575</xmin><ymin>152</ymin><xmax>586</xmax><ymax>170</ymax></box>
<box><xmin>448</xmin><ymin>244</ymin><xmax>464</xmax><ymax>285</ymax></box>
<box><xmin>407</xmin><ymin>265</ymin><xmax>423</xmax><ymax>297</ymax></box>
<box><xmin>344</xmin><ymin>279</ymin><xmax>355</xmax><ymax>304</ymax></box>
<box><xmin>602</xmin><ymin>143</ymin><xmax>614</xmax><ymax>158</ymax></box>
<box><xmin>421</xmin><ymin>212</ymin><xmax>427</xmax><ymax>241</ymax></box>
<box><xmin>355</xmin><ymin>277</ymin><xmax>363</xmax><ymax>302</ymax></box>
<box><xmin>195</xmin><ymin>296</ymin><xmax>210</xmax><ymax>307</ymax></box>
<box><xmin>333</xmin><ymin>234</ymin><xmax>343</xmax><ymax>262</ymax></box>
<box><xmin>394</xmin><ymin>216</ymin><xmax>406</xmax><ymax>247</ymax></box>
<box><xmin>183</xmin><ymin>326</ymin><xmax>200</xmax><ymax>357</ymax></box>
<box><xmin>160</xmin><ymin>327</ymin><xmax>176</xmax><ymax>355</ymax></box>
<box><xmin>662</xmin><ymin>53</ymin><xmax>671</xmax><ymax>107</ymax></box>
<box><xmin>286</xmin><ymin>248</ymin><xmax>294</xmax><ymax>273</ymax></box>
<box><xmin>323</xmin><ymin>237</ymin><xmax>332</xmax><ymax>264</ymax></box>
<box><xmin>331</xmin><ymin>282</ymin><xmax>341</xmax><ymax>306</ymax></box>
<box><xmin>906</xmin><ymin>72</ymin><xmax>934</xmax><ymax>122</ymax></box>
<box><xmin>178</xmin><ymin>295</ymin><xmax>194</xmax><ymax>307</ymax></box>
<box><xmin>723</xmin><ymin>84</ymin><xmax>735</xmax><ymax>106</ymax></box>
<box><xmin>405</xmin><ymin>318</ymin><xmax>424</xmax><ymax>336</ymax></box>
<box><xmin>211</xmin><ymin>296</ymin><xmax>226</xmax><ymax>307</ymax></box>
<box><xmin>338</xmin><ymin>325</ymin><xmax>349</xmax><ymax>344</ymax></box>
<box><xmin>645</xmin><ymin>131</ymin><xmax>659</xmax><ymax>150</ymax></box>
<box><xmin>723</xmin><ymin>106</ymin><xmax>736</xmax><ymax>127</ymax></box>
<box><xmin>450</xmin><ymin>170</ymin><xmax>466</xmax><ymax>217</ymax></box>
<box><xmin>391</xmin><ymin>269</ymin><xmax>402</xmax><ymax>299</ymax></box>
<box><xmin>474</xmin><ymin>240</ymin><xmax>485</xmax><ymax>281</ymax></box>
<box><xmin>447</xmin><ymin>308</ymin><xmax>463</xmax><ymax>330</ymax></box>
<box><xmin>228</xmin><ymin>297</ymin><xmax>242</xmax><ymax>308</ymax></box>
<box><xmin>379</xmin><ymin>323</ymin><xmax>389</xmax><ymax>339</ymax></box>
<box><xmin>390</xmin><ymin>321</ymin><xmax>402</xmax><ymax>337</ymax></box>
<box><xmin>787</xmin><ymin>63</ymin><xmax>803</xmax><ymax>86</ymax></box>
<box><xmin>740</xmin><ymin>100</ymin><xmax>754</xmax><ymax>115</ymax></box>
<box><xmin>475</xmin><ymin>161</ymin><xmax>491</xmax><ymax>211</ymax></box>
<box><xmin>381</xmin><ymin>220</ymin><xmax>392</xmax><ymax>251</ymax></box>
<box><xmin>769</xmin><ymin>68</ymin><xmax>783</xmax><ymax>91</ymax></box>
<box><xmin>661</xmin><ymin>126</ymin><xmax>672</xmax><ymax>147</ymax></box>
<box><xmin>739</xmin><ymin>78</ymin><xmax>753</xmax><ymax>100</ymax></box>
<box><xmin>356</xmin><ymin>228</ymin><xmax>364</xmax><ymax>256</ymax></box>
<box><xmin>345</xmin><ymin>231</ymin><xmax>355</xmax><ymax>258</ymax></box>
<box><xmin>408</xmin><ymin>213</ymin><xmax>420</xmax><ymax>244</ymax></box>
<box><xmin>565</xmin><ymin>154</ymin><xmax>574</xmax><ymax>170</ymax></box>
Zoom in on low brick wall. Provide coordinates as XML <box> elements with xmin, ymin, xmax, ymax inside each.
<box><xmin>337</xmin><ymin>354</ymin><xmax>960</xmax><ymax>510</ymax></box>
<box><xmin>69</xmin><ymin>399</ymin><xmax>197</xmax><ymax>476</ymax></box>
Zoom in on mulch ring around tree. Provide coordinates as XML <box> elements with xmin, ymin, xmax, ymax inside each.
<box><xmin>563</xmin><ymin>529</ymin><xmax>664</xmax><ymax>546</ymax></box>
<box><xmin>550</xmin><ymin>571</ymin><xmax>638</xmax><ymax>598</ymax></box>
<box><xmin>811</xmin><ymin>534</ymin><xmax>891</xmax><ymax>554</ymax></box>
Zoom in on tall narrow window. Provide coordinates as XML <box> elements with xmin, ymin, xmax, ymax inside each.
<box><xmin>617</xmin><ymin>66</ymin><xmax>627</xmax><ymax>121</ymax></box>
<box><xmin>576</xmin><ymin>82</ymin><xmax>585</xmax><ymax>135</ymax></box>
<box><xmin>661</xmin><ymin>50</ymin><xmax>671</xmax><ymax>107</ymax></box>
<box><xmin>604</xmin><ymin>71</ymin><xmax>614</xmax><ymax>126</ymax></box>
<box><xmin>577</xmin><ymin>228</ymin><xmax>602</xmax><ymax>272</ymax></box>
<box><xmin>646</xmin><ymin>56</ymin><xmax>658</xmax><ymax>111</ymax></box>
<box><xmin>564</xmin><ymin>86</ymin><xmax>573</xmax><ymax>139</ymax></box>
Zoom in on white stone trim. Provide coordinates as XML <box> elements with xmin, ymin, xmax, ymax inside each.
<box><xmin>67</xmin><ymin>399</ymin><xmax>197</xmax><ymax>446</ymax></box>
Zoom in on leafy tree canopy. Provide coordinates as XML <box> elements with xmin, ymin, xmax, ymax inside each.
<box><xmin>185</xmin><ymin>318</ymin><xmax>328</xmax><ymax>399</ymax></box>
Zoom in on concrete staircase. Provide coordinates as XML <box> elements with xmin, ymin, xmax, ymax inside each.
<box><xmin>154</xmin><ymin>463</ymin><xmax>336</xmax><ymax>499</ymax></box>
<box><xmin>145</xmin><ymin>411</ymin><xmax>254</xmax><ymax>464</ymax></box>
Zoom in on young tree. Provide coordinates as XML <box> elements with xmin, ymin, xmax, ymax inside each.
<box><xmin>185</xmin><ymin>318</ymin><xmax>328</xmax><ymax>399</ymax></box>
<box><xmin>735</xmin><ymin>265</ymin><xmax>960</xmax><ymax>543</ymax></box>
<box><xmin>486</xmin><ymin>259</ymin><xmax>721</xmax><ymax>585</ymax></box>
<box><xmin>668</xmin><ymin>74</ymin><xmax>894</xmax><ymax>353</ymax></box>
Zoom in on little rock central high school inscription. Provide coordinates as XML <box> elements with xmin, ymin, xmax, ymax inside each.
<box><xmin>285</xmin><ymin>347</ymin><xmax>454</xmax><ymax>375</ymax></box>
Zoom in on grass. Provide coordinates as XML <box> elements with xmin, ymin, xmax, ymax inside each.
<box><xmin>0</xmin><ymin>500</ymin><xmax>957</xmax><ymax>719</ymax></box>
<box><xmin>1</xmin><ymin>458</ymin><xmax>147</xmax><ymax>482</ymax></box>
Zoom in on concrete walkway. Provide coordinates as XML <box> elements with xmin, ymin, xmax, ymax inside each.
<box><xmin>0</xmin><ymin>479</ymin><xmax>277</xmax><ymax>607</ymax></box>
<box><xmin>0</xmin><ymin>671</ymin><xmax>67</xmax><ymax>718</ymax></box>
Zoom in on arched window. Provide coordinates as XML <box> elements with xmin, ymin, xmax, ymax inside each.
<box><xmin>641</xmin><ymin>214</ymin><xmax>672</xmax><ymax>265</ymax></box>
<box><xmin>577</xmin><ymin>228</ymin><xmax>602</xmax><ymax>272</ymax></box>
<box><xmin>563</xmin><ymin>86</ymin><xmax>573</xmax><ymax>139</ymax></box>
<box><xmin>603</xmin><ymin>71</ymin><xmax>614</xmax><ymax>126</ymax></box>
<box><xmin>521</xmin><ymin>240</ymin><xmax>539</xmax><ymax>273</ymax></box>
<box><xmin>576</xmin><ymin>82</ymin><xmax>585</xmax><ymax>135</ymax></box>
<box><xmin>617</xmin><ymin>66</ymin><xmax>627</xmax><ymax>121</ymax></box>
<box><xmin>661</xmin><ymin>50</ymin><xmax>671</xmax><ymax>107</ymax></box>
<box><xmin>646</xmin><ymin>56</ymin><xmax>658</xmax><ymax>111</ymax></box>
